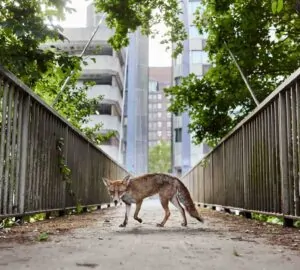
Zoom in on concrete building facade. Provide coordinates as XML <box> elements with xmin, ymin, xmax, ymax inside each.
<box><xmin>171</xmin><ymin>0</ymin><xmax>211</xmax><ymax>176</ymax></box>
<box><xmin>123</xmin><ymin>31</ymin><xmax>149</xmax><ymax>174</ymax></box>
<box><xmin>148</xmin><ymin>67</ymin><xmax>172</xmax><ymax>148</ymax></box>
<box><xmin>43</xmin><ymin>3</ymin><xmax>149</xmax><ymax>170</ymax></box>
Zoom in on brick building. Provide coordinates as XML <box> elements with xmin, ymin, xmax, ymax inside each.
<box><xmin>148</xmin><ymin>67</ymin><xmax>172</xmax><ymax>147</ymax></box>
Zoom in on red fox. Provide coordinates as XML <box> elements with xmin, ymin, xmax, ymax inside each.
<box><xmin>102</xmin><ymin>173</ymin><xmax>204</xmax><ymax>227</ymax></box>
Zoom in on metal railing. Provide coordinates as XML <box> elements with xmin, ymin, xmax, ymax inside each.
<box><xmin>0</xmin><ymin>65</ymin><xmax>130</xmax><ymax>218</ymax></box>
<box><xmin>181</xmin><ymin>67</ymin><xmax>300</xmax><ymax>220</ymax></box>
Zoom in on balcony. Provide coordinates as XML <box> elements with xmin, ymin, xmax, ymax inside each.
<box><xmin>87</xmin><ymin>85</ymin><xmax>122</xmax><ymax>111</ymax></box>
<box><xmin>85</xmin><ymin>115</ymin><xmax>121</xmax><ymax>135</ymax></box>
<box><xmin>80</xmin><ymin>55</ymin><xmax>124</xmax><ymax>87</ymax></box>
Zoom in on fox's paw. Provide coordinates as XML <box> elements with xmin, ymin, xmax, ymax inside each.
<box><xmin>137</xmin><ymin>218</ymin><xmax>143</xmax><ymax>223</ymax></box>
<box><xmin>119</xmin><ymin>223</ymin><xmax>126</xmax><ymax>228</ymax></box>
<box><xmin>156</xmin><ymin>223</ymin><xmax>164</xmax><ymax>227</ymax></box>
<box><xmin>181</xmin><ymin>222</ymin><xmax>187</xmax><ymax>227</ymax></box>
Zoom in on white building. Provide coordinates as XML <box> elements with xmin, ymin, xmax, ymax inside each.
<box><xmin>43</xmin><ymin>4</ymin><xmax>126</xmax><ymax>162</ymax></box>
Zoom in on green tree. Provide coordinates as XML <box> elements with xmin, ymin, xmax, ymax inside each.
<box><xmin>165</xmin><ymin>0</ymin><xmax>300</xmax><ymax>146</ymax></box>
<box><xmin>0</xmin><ymin>0</ymin><xmax>113</xmax><ymax>144</ymax></box>
<box><xmin>93</xmin><ymin>0</ymin><xmax>299</xmax><ymax>146</ymax></box>
<box><xmin>148</xmin><ymin>141</ymin><xmax>171</xmax><ymax>173</ymax></box>
<box><xmin>93</xmin><ymin>0</ymin><xmax>187</xmax><ymax>57</ymax></box>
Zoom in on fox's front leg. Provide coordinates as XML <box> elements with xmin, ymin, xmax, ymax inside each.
<box><xmin>119</xmin><ymin>203</ymin><xmax>131</xmax><ymax>227</ymax></box>
<box><xmin>133</xmin><ymin>200</ymin><xmax>143</xmax><ymax>223</ymax></box>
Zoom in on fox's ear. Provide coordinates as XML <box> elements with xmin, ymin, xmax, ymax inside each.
<box><xmin>102</xmin><ymin>177</ymin><xmax>110</xmax><ymax>187</ymax></box>
<box><xmin>122</xmin><ymin>174</ymin><xmax>131</xmax><ymax>185</ymax></box>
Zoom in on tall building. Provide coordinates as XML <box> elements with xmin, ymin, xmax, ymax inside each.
<box><xmin>123</xmin><ymin>31</ymin><xmax>149</xmax><ymax>174</ymax></box>
<box><xmin>148</xmin><ymin>67</ymin><xmax>172</xmax><ymax>147</ymax></box>
<box><xmin>42</xmin><ymin>3</ymin><xmax>149</xmax><ymax>169</ymax></box>
<box><xmin>171</xmin><ymin>0</ymin><xmax>211</xmax><ymax>176</ymax></box>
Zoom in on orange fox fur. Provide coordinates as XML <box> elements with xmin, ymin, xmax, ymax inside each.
<box><xmin>103</xmin><ymin>173</ymin><xmax>204</xmax><ymax>227</ymax></box>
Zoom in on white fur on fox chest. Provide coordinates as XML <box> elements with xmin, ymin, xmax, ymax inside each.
<box><xmin>120</xmin><ymin>192</ymin><xmax>136</xmax><ymax>204</ymax></box>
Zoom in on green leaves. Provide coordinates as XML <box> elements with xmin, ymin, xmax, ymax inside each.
<box><xmin>93</xmin><ymin>0</ymin><xmax>187</xmax><ymax>57</ymax></box>
<box><xmin>166</xmin><ymin>0</ymin><xmax>299</xmax><ymax>145</ymax></box>
<box><xmin>37</xmin><ymin>232</ymin><xmax>49</xmax><ymax>242</ymax></box>
<box><xmin>148</xmin><ymin>140</ymin><xmax>171</xmax><ymax>173</ymax></box>
<box><xmin>272</xmin><ymin>0</ymin><xmax>284</xmax><ymax>14</ymax></box>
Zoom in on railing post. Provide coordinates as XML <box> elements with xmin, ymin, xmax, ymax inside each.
<box><xmin>222</xmin><ymin>142</ymin><xmax>226</xmax><ymax>205</ymax></box>
<box><xmin>278</xmin><ymin>92</ymin><xmax>290</xmax><ymax>221</ymax></box>
<box><xmin>19</xmin><ymin>95</ymin><xmax>31</xmax><ymax>214</ymax></box>
<box><xmin>242</xmin><ymin>125</ymin><xmax>248</xmax><ymax>209</ymax></box>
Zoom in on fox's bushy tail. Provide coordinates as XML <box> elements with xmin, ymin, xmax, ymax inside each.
<box><xmin>175</xmin><ymin>179</ymin><xmax>204</xmax><ymax>223</ymax></box>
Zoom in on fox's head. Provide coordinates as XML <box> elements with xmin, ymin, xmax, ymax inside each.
<box><xmin>102</xmin><ymin>175</ymin><xmax>131</xmax><ymax>206</ymax></box>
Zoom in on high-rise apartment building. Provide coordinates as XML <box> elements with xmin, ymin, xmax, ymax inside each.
<box><xmin>171</xmin><ymin>0</ymin><xmax>211</xmax><ymax>176</ymax></box>
<box><xmin>148</xmin><ymin>67</ymin><xmax>172</xmax><ymax>147</ymax></box>
<box><xmin>43</xmin><ymin>3</ymin><xmax>149</xmax><ymax>171</ymax></box>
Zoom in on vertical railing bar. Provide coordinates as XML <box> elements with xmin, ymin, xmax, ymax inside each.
<box><xmin>0</xmin><ymin>81</ymin><xmax>9</xmax><ymax>214</ymax></box>
<box><xmin>295</xmin><ymin>80</ymin><xmax>300</xmax><ymax>216</ymax></box>
<box><xmin>242</xmin><ymin>125</ymin><xmax>248</xmax><ymax>209</ymax></box>
<box><xmin>274</xmin><ymin>97</ymin><xmax>281</xmax><ymax>213</ymax></box>
<box><xmin>3</xmin><ymin>83</ymin><xmax>14</xmax><ymax>214</ymax></box>
<box><xmin>279</xmin><ymin>91</ymin><xmax>289</xmax><ymax>215</ymax></box>
<box><xmin>18</xmin><ymin>95</ymin><xmax>30</xmax><ymax>215</ymax></box>
<box><xmin>267</xmin><ymin>104</ymin><xmax>273</xmax><ymax>212</ymax></box>
<box><xmin>9</xmin><ymin>86</ymin><xmax>19</xmax><ymax>214</ymax></box>
<box><xmin>33</xmin><ymin>104</ymin><xmax>41</xmax><ymax>211</ymax></box>
<box><xmin>14</xmin><ymin>90</ymin><xmax>23</xmax><ymax>214</ymax></box>
<box><xmin>264</xmin><ymin>108</ymin><xmax>270</xmax><ymax>212</ymax></box>
<box><xmin>285</xmin><ymin>89</ymin><xmax>293</xmax><ymax>215</ymax></box>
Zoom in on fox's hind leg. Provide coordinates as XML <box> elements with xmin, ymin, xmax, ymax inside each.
<box><xmin>171</xmin><ymin>195</ymin><xmax>187</xmax><ymax>226</ymax></box>
<box><xmin>157</xmin><ymin>195</ymin><xmax>171</xmax><ymax>227</ymax></box>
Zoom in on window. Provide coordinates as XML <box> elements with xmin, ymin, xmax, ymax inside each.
<box><xmin>148</xmin><ymin>104</ymin><xmax>153</xmax><ymax>109</ymax></box>
<box><xmin>157</xmin><ymin>131</ymin><xmax>162</xmax><ymax>137</ymax></box>
<box><xmin>157</xmin><ymin>103</ymin><xmax>162</xmax><ymax>109</ymax></box>
<box><xmin>158</xmin><ymin>122</ymin><xmax>162</xmax><ymax>128</ymax></box>
<box><xmin>167</xmin><ymin>121</ymin><xmax>171</xmax><ymax>128</ymax></box>
<box><xmin>167</xmin><ymin>112</ymin><xmax>171</xmax><ymax>118</ymax></box>
<box><xmin>189</xmin><ymin>25</ymin><xmax>208</xmax><ymax>39</ymax></box>
<box><xmin>190</xmin><ymin>50</ymin><xmax>209</xmax><ymax>64</ymax></box>
<box><xmin>189</xmin><ymin>0</ymin><xmax>201</xmax><ymax>15</ymax></box>
<box><xmin>203</xmin><ymin>64</ymin><xmax>211</xmax><ymax>74</ymax></box>
<box><xmin>158</xmin><ymin>94</ymin><xmax>162</xmax><ymax>100</ymax></box>
<box><xmin>189</xmin><ymin>25</ymin><xmax>199</xmax><ymax>38</ymax></box>
<box><xmin>167</xmin><ymin>130</ymin><xmax>171</xmax><ymax>137</ymax></box>
<box><xmin>158</xmin><ymin>112</ymin><xmax>162</xmax><ymax>118</ymax></box>
<box><xmin>96</xmin><ymin>104</ymin><xmax>112</xmax><ymax>115</ymax></box>
<box><xmin>149</xmin><ymin>80</ymin><xmax>159</xmax><ymax>92</ymax></box>
<box><xmin>175</xmin><ymin>128</ymin><xmax>182</xmax><ymax>142</ymax></box>
<box><xmin>174</xmin><ymin>77</ymin><xmax>181</xmax><ymax>86</ymax></box>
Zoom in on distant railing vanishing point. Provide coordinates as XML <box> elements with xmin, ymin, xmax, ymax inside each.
<box><xmin>181</xmin><ymin>67</ymin><xmax>300</xmax><ymax>224</ymax></box>
<box><xmin>0</xmin><ymin>65</ymin><xmax>129</xmax><ymax>219</ymax></box>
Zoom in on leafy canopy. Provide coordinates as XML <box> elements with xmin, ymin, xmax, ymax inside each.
<box><xmin>165</xmin><ymin>0</ymin><xmax>300</xmax><ymax>146</ymax></box>
<box><xmin>93</xmin><ymin>0</ymin><xmax>187</xmax><ymax>57</ymax></box>
<box><xmin>0</xmin><ymin>0</ymin><xmax>114</xmax><ymax>144</ymax></box>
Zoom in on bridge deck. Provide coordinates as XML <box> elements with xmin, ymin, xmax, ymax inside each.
<box><xmin>0</xmin><ymin>199</ymin><xmax>299</xmax><ymax>269</ymax></box>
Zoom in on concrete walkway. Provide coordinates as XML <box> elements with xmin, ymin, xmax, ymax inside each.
<box><xmin>0</xmin><ymin>199</ymin><xmax>299</xmax><ymax>269</ymax></box>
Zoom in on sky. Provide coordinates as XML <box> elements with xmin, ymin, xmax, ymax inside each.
<box><xmin>60</xmin><ymin>0</ymin><xmax>171</xmax><ymax>67</ymax></box>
